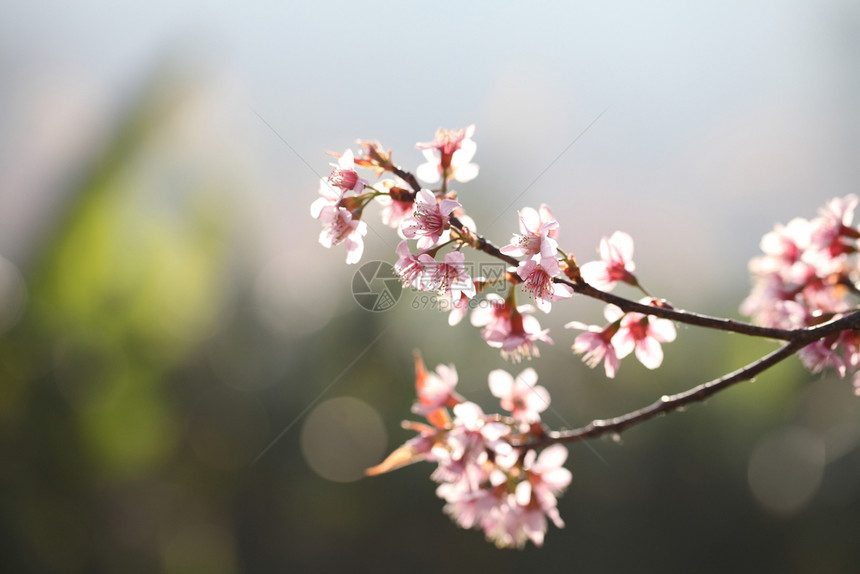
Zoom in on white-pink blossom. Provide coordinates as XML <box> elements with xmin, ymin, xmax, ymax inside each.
<box><xmin>607</xmin><ymin>301</ymin><xmax>677</xmax><ymax>370</ymax></box>
<box><xmin>413</xmin><ymin>363</ymin><xmax>460</xmax><ymax>417</ymax></box>
<box><xmin>427</xmin><ymin>251</ymin><xmax>476</xmax><ymax>300</ymax></box>
<box><xmin>393</xmin><ymin>240</ymin><xmax>434</xmax><ymax>289</ymax></box>
<box><xmin>501</xmin><ymin>205</ymin><xmax>559</xmax><ymax>258</ymax></box>
<box><xmin>416</xmin><ymin>125</ymin><xmax>479</xmax><ymax>184</ymax></box>
<box><xmin>488</xmin><ymin>368</ymin><xmax>549</xmax><ymax>423</ymax></box>
<box><xmin>376</xmin><ymin>180</ymin><xmax>416</xmax><ymax>230</ymax></box>
<box><xmin>565</xmin><ymin>321</ymin><xmax>621</xmax><ymax>378</ymax></box>
<box><xmin>310</xmin><ymin>181</ymin><xmax>367</xmax><ymax>264</ymax></box>
<box><xmin>471</xmin><ymin>295</ymin><xmax>553</xmax><ymax>362</ymax></box>
<box><xmin>523</xmin><ymin>444</ymin><xmax>572</xmax><ymax>524</ymax></box>
<box><xmin>517</xmin><ymin>254</ymin><xmax>573</xmax><ymax>313</ymax></box>
<box><xmin>326</xmin><ymin>149</ymin><xmax>367</xmax><ymax>193</ymax></box>
<box><xmin>798</xmin><ymin>338</ymin><xmax>847</xmax><ymax>378</ymax></box>
<box><xmin>401</xmin><ymin>189</ymin><xmax>460</xmax><ymax>249</ymax></box>
<box><xmin>580</xmin><ymin>231</ymin><xmax>637</xmax><ymax>291</ymax></box>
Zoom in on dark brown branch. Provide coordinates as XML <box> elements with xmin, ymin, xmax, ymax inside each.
<box><xmin>517</xmin><ymin>311</ymin><xmax>860</xmax><ymax>449</ymax></box>
<box><xmin>391</xmin><ymin>166</ymin><xmax>422</xmax><ymax>193</ymax></box>
<box><xmin>563</xmin><ymin>280</ymin><xmax>797</xmax><ymax>340</ymax></box>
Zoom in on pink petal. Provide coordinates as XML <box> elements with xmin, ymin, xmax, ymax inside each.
<box><xmin>519</xmin><ymin>207</ymin><xmax>540</xmax><ymax>235</ymax></box>
<box><xmin>488</xmin><ymin>369</ymin><xmax>514</xmax><ymax>399</ymax></box>
<box><xmin>453</xmin><ymin>162</ymin><xmax>479</xmax><ymax>183</ymax></box>
<box><xmin>635</xmin><ymin>337</ymin><xmax>663</xmax><ymax>369</ymax></box>
<box><xmin>612</xmin><ymin>331</ymin><xmax>635</xmax><ymax>359</ymax></box>
<box><xmin>648</xmin><ymin>318</ymin><xmax>677</xmax><ymax>342</ymax></box>
<box><xmin>606</xmin><ymin>231</ymin><xmax>634</xmax><ymax>264</ymax></box>
<box><xmin>535</xmin><ymin>444</ymin><xmax>568</xmax><ymax>471</ymax></box>
<box><xmin>416</xmin><ymin>161</ymin><xmax>440</xmax><ymax>184</ymax></box>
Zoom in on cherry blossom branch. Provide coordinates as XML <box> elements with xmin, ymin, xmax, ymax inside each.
<box><xmin>449</xmin><ymin>216</ymin><xmax>798</xmax><ymax>340</ymax></box>
<box><xmin>517</xmin><ymin>310</ymin><xmax>860</xmax><ymax>449</ymax></box>
<box><xmin>315</xmin><ymin>128</ymin><xmax>860</xmax><ymax>550</ymax></box>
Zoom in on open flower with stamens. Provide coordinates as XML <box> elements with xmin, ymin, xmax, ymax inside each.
<box><xmin>580</xmin><ymin>231</ymin><xmax>638</xmax><ymax>291</ymax></box>
<box><xmin>488</xmin><ymin>368</ymin><xmax>549</xmax><ymax>423</ymax></box>
<box><xmin>565</xmin><ymin>320</ymin><xmax>621</xmax><ymax>378</ymax></box>
<box><xmin>517</xmin><ymin>254</ymin><xmax>573</xmax><ymax>313</ymax></box>
<box><xmin>326</xmin><ymin>149</ymin><xmax>368</xmax><ymax>193</ymax></box>
<box><xmin>416</xmin><ymin>125</ymin><xmax>479</xmax><ymax>184</ymax></box>
<box><xmin>501</xmin><ymin>205</ymin><xmax>560</xmax><ymax>258</ymax></box>
<box><xmin>393</xmin><ymin>240</ymin><xmax>435</xmax><ymax>290</ymax></box>
<box><xmin>310</xmin><ymin>180</ymin><xmax>367</xmax><ymax>264</ymax></box>
<box><xmin>472</xmin><ymin>295</ymin><xmax>553</xmax><ymax>362</ymax></box>
<box><xmin>412</xmin><ymin>354</ymin><xmax>463</xmax><ymax>424</ymax></box>
<box><xmin>367</xmin><ymin>351</ymin><xmax>571</xmax><ymax>549</ymax></box>
<box><xmin>401</xmin><ymin>189</ymin><xmax>461</xmax><ymax>249</ymax></box>
<box><xmin>522</xmin><ymin>444</ymin><xmax>572</xmax><ymax>530</ymax></box>
<box><xmin>607</xmin><ymin>300</ymin><xmax>677</xmax><ymax>369</ymax></box>
<box><xmin>743</xmin><ymin>195</ymin><xmax>860</xmax><ymax>388</ymax></box>
<box><xmin>428</xmin><ymin>251</ymin><xmax>476</xmax><ymax>300</ymax></box>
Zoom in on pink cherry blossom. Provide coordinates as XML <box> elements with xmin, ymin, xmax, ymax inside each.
<box><xmin>482</xmin><ymin>495</ymin><xmax>549</xmax><ymax>549</ymax></box>
<box><xmin>523</xmin><ymin>444</ymin><xmax>572</xmax><ymax>526</ymax></box>
<box><xmin>810</xmin><ymin>194</ymin><xmax>859</xmax><ymax>255</ymax></box>
<box><xmin>565</xmin><ymin>321</ymin><xmax>621</xmax><ymax>378</ymax></box>
<box><xmin>401</xmin><ymin>189</ymin><xmax>461</xmax><ymax>249</ymax></box>
<box><xmin>310</xmin><ymin>181</ymin><xmax>367</xmax><ymax>264</ymax></box>
<box><xmin>606</xmin><ymin>301</ymin><xmax>677</xmax><ymax>370</ymax></box>
<box><xmin>501</xmin><ymin>205</ymin><xmax>559</xmax><ymax>258</ymax></box>
<box><xmin>580</xmin><ymin>231</ymin><xmax>637</xmax><ymax>291</ymax></box>
<box><xmin>416</xmin><ymin>125</ymin><xmax>479</xmax><ymax>184</ymax></box>
<box><xmin>326</xmin><ymin>149</ymin><xmax>368</xmax><ymax>192</ymax></box>
<box><xmin>376</xmin><ymin>180</ymin><xmax>416</xmax><ymax>230</ymax></box>
<box><xmin>471</xmin><ymin>295</ymin><xmax>553</xmax><ymax>362</ymax></box>
<box><xmin>353</xmin><ymin>139</ymin><xmax>394</xmax><ymax>177</ymax></box>
<box><xmin>393</xmin><ymin>240</ymin><xmax>435</xmax><ymax>289</ymax></box>
<box><xmin>798</xmin><ymin>338</ymin><xmax>847</xmax><ymax>378</ymax></box>
<box><xmin>427</xmin><ymin>251</ymin><xmax>476</xmax><ymax>300</ymax></box>
<box><xmin>368</xmin><ymin>351</ymin><xmax>573</xmax><ymax>549</ymax></box>
<box><xmin>445</xmin><ymin>290</ymin><xmax>473</xmax><ymax>326</ymax></box>
<box><xmin>413</xmin><ymin>362</ymin><xmax>461</xmax><ymax>418</ymax></box>
<box><xmin>488</xmin><ymin>368</ymin><xmax>549</xmax><ymax>423</ymax></box>
<box><xmin>517</xmin><ymin>254</ymin><xmax>573</xmax><ymax>313</ymax></box>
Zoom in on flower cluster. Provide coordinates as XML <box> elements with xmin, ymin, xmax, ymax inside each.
<box><xmin>310</xmin><ymin>125</ymin><xmax>860</xmax><ymax>550</ymax></box>
<box><xmin>311</xmin><ymin>126</ymin><xmax>582</xmax><ymax>361</ymax></box>
<box><xmin>366</xmin><ymin>352</ymin><xmax>571</xmax><ymax>549</ymax></box>
<box><xmin>567</xmin><ymin>232</ymin><xmax>676</xmax><ymax>377</ymax></box>
<box><xmin>742</xmin><ymin>195</ymin><xmax>860</xmax><ymax>391</ymax></box>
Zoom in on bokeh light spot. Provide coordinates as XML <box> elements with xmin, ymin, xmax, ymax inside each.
<box><xmin>300</xmin><ymin>397</ymin><xmax>387</xmax><ymax>483</ymax></box>
<box><xmin>747</xmin><ymin>426</ymin><xmax>825</xmax><ymax>516</ymax></box>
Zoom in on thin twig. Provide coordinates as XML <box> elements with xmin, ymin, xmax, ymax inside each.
<box><xmin>516</xmin><ymin>311</ymin><xmax>860</xmax><ymax>449</ymax></box>
<box><xmin>564</xmin><ymin>280</ymin><xmax>797</xmax><ymax>340</ymax></box>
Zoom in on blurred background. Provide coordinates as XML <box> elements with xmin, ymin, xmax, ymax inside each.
<box><xmin>2</xmin><ymin>0</ymin><xmax>860</xmax><ymax>572</ymax></box>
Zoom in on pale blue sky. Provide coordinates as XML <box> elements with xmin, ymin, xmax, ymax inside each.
<box><xmin>2</xmin><ymin>0</ymin><xmax>859</xmax><ymax>305</ymax></box>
